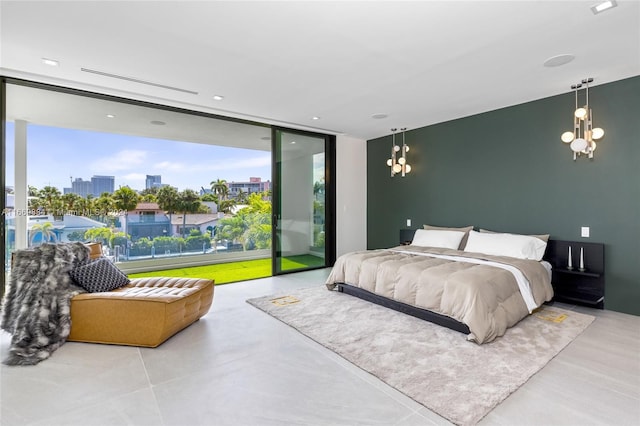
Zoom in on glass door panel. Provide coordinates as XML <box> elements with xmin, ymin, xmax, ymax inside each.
<box><xmin>273</xmin><ymin>129</ymin><xmax>327</xmax><ymax>274</ymax></box>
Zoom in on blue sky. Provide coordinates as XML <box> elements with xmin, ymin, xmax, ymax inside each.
<box><xmin>5</xmin><ymin>122</ymin><xmax>272</xmax><ymax>192</ymax></box>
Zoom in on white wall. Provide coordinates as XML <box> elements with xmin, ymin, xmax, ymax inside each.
<box><xmin>335</xmin><ymin>135</ymin><xmax>367</xmax><ymax>257</ymax></box>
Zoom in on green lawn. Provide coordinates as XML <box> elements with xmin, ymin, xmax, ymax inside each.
<box><xmin>128</xmin><ymin>255</ymin><xmax>325</xmax><ymax>285</ymax></box>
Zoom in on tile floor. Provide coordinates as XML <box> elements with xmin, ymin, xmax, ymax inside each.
<box><xmin>1</xmin><ymin>268</ymin><xmax>639</xmax><ymax>426</ymax></box>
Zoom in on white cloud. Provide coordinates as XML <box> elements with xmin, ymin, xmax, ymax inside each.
<box><xmin>205</xmin><ymin>156</ymin><xmax>271</xmax><ymax>171</ymax></box>
<box><xmin>152</xmin><ymin>156</ymin><xmax>271</xmax><ymax>174</ymax></box>
<box><xmin>122</xmin><ymin>173</ymin><xmax>147</xmax><ymax>181</ymax></box>
<box><xmin>153</xmin><ymin>161</ymin><xmax>186</xmax><ymax>171</ymax></box>
<box><xmin>90</xmin><ymin>150</ymin><xmax>148</xmax><ymax>171</ymax></box>
<box><xmin>117</xmin><ymin>173</ymin><xmax>147</xmax><ymax>189</ymax></box>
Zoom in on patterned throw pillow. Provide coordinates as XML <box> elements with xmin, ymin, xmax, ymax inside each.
<box><xmin>70</xmin><ymin>258</ymin><xmax>129</xmax><ymax>292</ymax></box>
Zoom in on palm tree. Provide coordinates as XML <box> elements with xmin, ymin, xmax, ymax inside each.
<box><xmin>94</xmin><ymin>193</ymin><xmax>115</xmax><ymax>224</ymax></box>
<box><xmin>30</xmin><ymin>222</ymin><xmax>57</xmax><ymax>246</ymax></box>
<box><xmin>27</xmin><ymin>185</ymin><xmax>39</xmax><ymax>197</ymax></box>
<box><xmin>28</xmin><ymin>197</ymin><xmax>42</xmax><ymax>214</ymax></box>
<box><xmin>30</xmin><ymin>185</ymin><xmax>63</xmax><ymax>216</ymax></box>
<box><xmin>210</xmin><ymin>179</ymin><xmax>229</xmax><ymax>201</ymax></box>
<box><xmin>200</xmin><ymin>193</ymin><xmax>217</xmax><ymax>202</ymax></box>
<box><xmin>217</xmin><ymin>215</ymin><xmax>247</xmax><ymax>248</ymax></box>
<box><xmin>176</xmin><ymin>189</ymin><xmax>202</xmax><ymax>238</ymax></box>
<box><xmin>75</xmin><ymin>194</ymin><xmax>95</xmax><ymax>218</ymax></box>
<box><xmin>157</xmin><ymin>185</ymin><xmax>180</xmax><ymax>235</ymax></box>
<box><xmin>62</xmin><ymin>192</ymin><xmax>83</xmax><ymax>214</ymax></box>
<box><xmin>243</xmin><ymin>209</ymin><xmax>272</xmax><ymax>249</ymax></box>
<box><xmin>140</xmin><ymin>187</ymin><xmax>160</xmax><ymax>197</ymax></box>
<box><xmin>217</xmin><ymin>199</ymin><xmax>237</xmax><ymax>215</ymax></box>
<box><xmin>236</xmin><ymin>188</ymin><xmax>248</xmax><ymax>204</ymax></box>
<box><xmin>39</xmin><ymin>185</ymin><xmax>62</xmax><ymax>205</ymax></box>
<box><xmin>112</xmin><ymin>186</ymin><xmax>140</xmax><ymax>234</ymax></box>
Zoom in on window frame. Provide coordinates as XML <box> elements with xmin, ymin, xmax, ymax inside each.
<box><xmin>1</xmin><ymin>77</ymin><xmax>336</xmax><ymax>294</ymax></box>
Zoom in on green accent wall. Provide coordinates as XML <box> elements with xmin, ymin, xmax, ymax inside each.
<box><xmin>367</xmin><ymin>75</ymin><xmax>640</xmax><ymax>316</ymax></box>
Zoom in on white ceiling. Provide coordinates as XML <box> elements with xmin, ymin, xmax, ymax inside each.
<box><xmin>5</xmin><ymin>84</ymin><xmax>274</xmax><ymax>151</ymax></box>
<box><xmin>1</xmin><ymin>0</ymin><xmax>639</xmax><ymax>141</ymax></box>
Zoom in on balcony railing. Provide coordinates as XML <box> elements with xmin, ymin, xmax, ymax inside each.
<box><xmin>127</xmin><ymin>215</ymin><xmax>170</xmax><ymax>224</ymax></box>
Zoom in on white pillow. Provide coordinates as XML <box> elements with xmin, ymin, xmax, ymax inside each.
<box><xmin>411</xmin><ymin>229</ymin><xmax>465</xmax><ymax>250</ymax></box>
<box><xmin>463</xmin><ymin>230</ymin><xmax>547</xmax><ymax>261</ymax></box>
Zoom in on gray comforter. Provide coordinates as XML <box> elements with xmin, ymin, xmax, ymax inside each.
<box><xmin>326</xmin><ymin>245</ymin><xmax>554</xmax><ymax>344</ymax></box>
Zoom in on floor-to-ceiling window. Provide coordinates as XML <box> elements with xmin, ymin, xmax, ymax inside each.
<box><xmin>1</xmin><ymin>79</ymin><xmax>335</xmax><ymax>293</ymax></box>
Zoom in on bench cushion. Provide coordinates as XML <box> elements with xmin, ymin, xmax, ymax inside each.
<box><xmin>68</xmin><ymin>276</ymin><xmax>214</xmax><ymax>347</ymax></box>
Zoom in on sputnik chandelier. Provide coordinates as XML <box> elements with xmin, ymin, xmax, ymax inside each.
<box><xmin>560</xmin><ymin>78</ymin><xmax>605</xmax><ymax>160</ymax></box>
<box><xmin>386</xmin><ymin>128</ymin><xmax>411</xmax><ymax>177</ymax></box>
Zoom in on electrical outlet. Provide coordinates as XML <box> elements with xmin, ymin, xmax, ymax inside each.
<box><xmin>406</xmin><ymin>219</ymin><xmax>412</xmax><ymax>227</ymax></box>
<box><xmin>581</xmin><ymin>227</ymin><xmax>590</xmax><ymax>238</ymax></box>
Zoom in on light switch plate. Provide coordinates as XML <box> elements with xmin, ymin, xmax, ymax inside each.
<box><xmin>406</xmin><ymin>219</ymin><xmax>411</xmax><ymax>227</ymax></box>
<box><xmin>581</xmin><ymin>227</ymin><xmax>590</xmax><ymax>238</ymax></box>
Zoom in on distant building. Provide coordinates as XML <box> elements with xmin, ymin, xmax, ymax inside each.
<box><xmin>199</xmin><ymin>187</ymin><xmax>213</xmax><ymax>196</ymax></box>
<box><xmin>145</xmin><ymin>175</ymin><xmax>162</xmax><ymax>190</ymax></box>
<box><xmin>64</xmin><ymin>175</ymin><xmax>115</xmax><ymax>197</ymax></box>
<box><xmin>57</xmin><ymin>215</ymin><xmax>108</xmax><ymax>243</ymax></box>
<box><xmin>5</xmin><ymin>214</ymin><xmax>107</xmax><ymax>246</ymax></box>
<box><xmin>5</xmin><ymin>188</ymin><xmax>14</xmax><ymax>213</ymax></box>
<box><xmin>171</xmin><ymin>214</ymin><xmax>220</xmax><ymax>237</ymax></box>
<box><xmin>67</xmin><ymin>178</ymin><xmax>92</xmax><ymax>197</ymax></box>
<box><xmin>228</xmin><ymin>177</ymin><xmax>271</xmax><ymax>198</ymax></box>
<box><xmin>201</xmin><ymin>201</ymin><xmax>219</xmax><ymax>214</ymax></box>
<box><xmin>122</xmin><ymin>202</ymin><xmax>171</xmax><ymax>240</ymax></box>
<box><xmin>91</xmin><ymin>175</ymin><xmax>115</xmax><ymax>196</ymax></box>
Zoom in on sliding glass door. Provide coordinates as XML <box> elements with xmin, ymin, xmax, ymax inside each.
<box><xmin>273</xmin><ymin>129</ymin><xmax>334</xmax><ymax>274</ymax></box>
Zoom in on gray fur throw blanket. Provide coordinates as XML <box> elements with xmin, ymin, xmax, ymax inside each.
<box><xmin>0</xmin><ymin>242</ymin><xmax>90</xmax><ymax>366</ymax></box>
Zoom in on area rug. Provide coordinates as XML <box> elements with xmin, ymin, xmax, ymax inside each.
<box><xmin>247</xmin><ymin>286</ymin><xmax>595</xmax><ymax>426</ymax></box>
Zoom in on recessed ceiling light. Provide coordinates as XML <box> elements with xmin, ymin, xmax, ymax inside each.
<box><xmin>591</xmin><ymin>0</ymin><xmax>617</xmax><ymax>14</ymax></box>
<box><xmin>372</xmin><ymin>113</ymin><xmax>388</xmax><ymax>119</ymax></box>
<box><xmin>312</xmin><ymin>116</ymin><xmax>321</xmax><ymax>120</ymax></box>
<box><xmin>543</xmin><ymin>54</ymin><xmax>575</xmax><ymax>67</ymax></box>
<box><xmin>213</xmin><ymin>95</ymin><xmax>224</xmax><ymax>101</ymax></box>
<box><xmin>150</xmin><ymin>120</ymin><xmax>166</xmax><ymax>126</ymax></box>
<box><xmin>260</xmin><ymin>136</ymin><xmax>271</xmax><ymax>141</ymax></box>
<box><xmin>291</xmin><ymin>141</ymin><xmax>296</xmax><ymax>144</ymax></box>
<box><xmin>42</xmin><ymin>58</ymin><xmax>59</xmax><ymax>66</ymax></box>
<box><xmin>106</xmin><ymin>114</ymin><xmax>115</xmax><ymax>118</ymax></box>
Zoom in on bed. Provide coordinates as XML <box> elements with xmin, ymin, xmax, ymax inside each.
<box><xmin>325</xmin><ymin>227</ymin><xmax>555</xmax><ymax>344</ymax></box>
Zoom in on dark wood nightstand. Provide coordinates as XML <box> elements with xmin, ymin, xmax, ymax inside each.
<box><xmin>399</xmin><ymin>229</ymin><xmax>416</xmax><ymax>245</ymax></box>
<box><xmin>544</xmin><ymin>240</ymin><xmax>605</xmax><ymax>309</ymax></box>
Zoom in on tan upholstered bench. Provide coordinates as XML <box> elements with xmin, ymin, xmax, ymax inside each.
<box><xmin>68</xmin><ymin>276</ymin><xmax>214</xmax><ymax>347</ymax></box>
